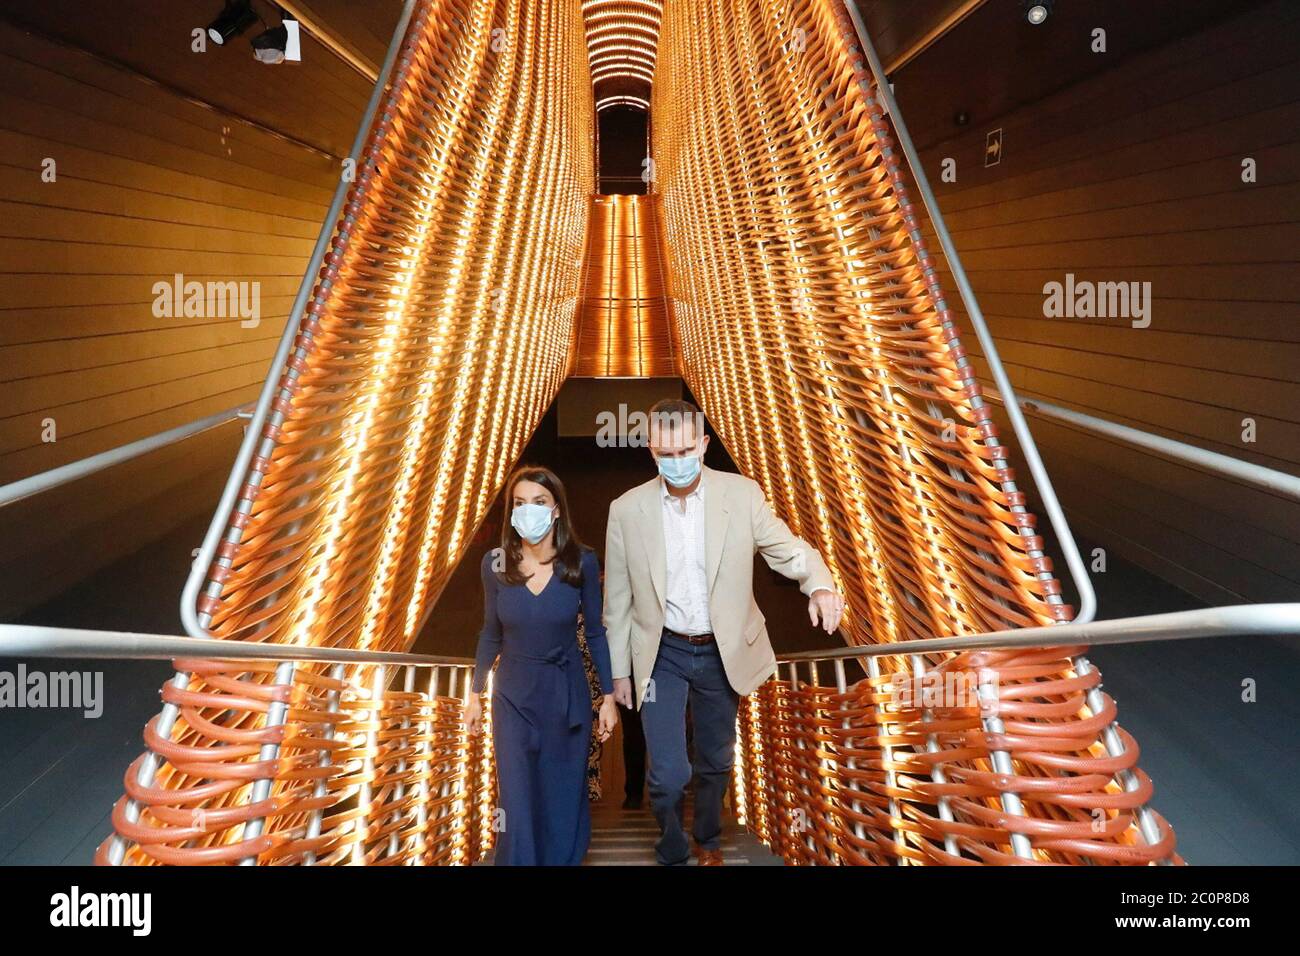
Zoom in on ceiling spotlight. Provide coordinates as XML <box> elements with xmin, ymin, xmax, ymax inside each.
<box><xmin>208</xmin><ymin>1</ymin><xmax>257</xmax><ymax>46</ymax></box>
<box><xmin>1025</xmin><ymin>1</ymin><xmax>1053</xmax><ymax>25</ymax></box>
<box><xmin>252</xmin><ymin>16</ymin><xmax>301</xmax><ymax>64</ymax></box>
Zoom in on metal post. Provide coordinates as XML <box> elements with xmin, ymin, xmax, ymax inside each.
<box><xmin>303</xmin><ymin>662</ymin><xmax>345</xmax><ymax>865</ymax></box>
<box><xmin>864</xmin><ymin>655</ymin><xmax>906</xmax><ymax>862</ymax></box>
<box><xmin>1074</xmin><ymin>655</ymin><xmax>1171</xmax><ymax>862</ymax></box>
<box><xmin>412</xmin><ymin>666</ymin><xmax>436</xmax><ymax>864</ymax></box>
<box><xmin>351</xmin><ymin>664</ymin><xmax>387</xmax><ymax>865</ymax></box>
<box><xmin>785</xmin><ymin>661</ymin><xmax>816</xmax><ymax>860</ymax></box>
<box><xmin>434</xmin><ymin>666</ymin><xmax>455</xmax><ymax>860</ymax></box>
<box><xmin>387</xmin><ymin>665</ymin><xmax>418</xmax><ymax>860</ymax></box>
<box><xmin>808</xmin><ymin>660</ymin><xmax>841</xmax><ymax>864</ymax></box>
<box><xmin>240</xmin><ymin>660</ymin><xmax>296</xmax><ymax>865</ymax></box>
<box><xmin>106</xmin><ymin>670</ymin><xmax>192</xmax><ymax>865</ymax></box>
<box><xmin>910</xmin><ymin>653</ymin><xmax>960</xmax><ymax>858</ymax></box>
<box><xmin>833</xmin><ymin>659</ymin><xmax>869</xmax><ymax>860</ymax></box>
<box><xmin>452</xmin><ymin>666</ymin><xmax>472</xmax><ymax>865</ymax></box>
<box><xmin>976</xmin><ymin>674</ymin><xmax>1034</xmax><ymax>859</ymax></box>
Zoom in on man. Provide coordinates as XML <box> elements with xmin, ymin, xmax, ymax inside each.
<box><xmin>604</xmin><ymin>398</ymin><xmax>844</xmax><ymax>865</ymax></box>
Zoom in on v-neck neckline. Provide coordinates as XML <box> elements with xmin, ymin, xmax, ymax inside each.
<box><xmin>524</xmin><ymin>568</ymin><xmax>554</xmax><ymax>598</ymax></box>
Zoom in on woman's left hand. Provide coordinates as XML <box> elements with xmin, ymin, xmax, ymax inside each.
<box><xmin>597</xmin><ymin>695</ymin><xmax>618</xmax><ymax>743</ymax></box>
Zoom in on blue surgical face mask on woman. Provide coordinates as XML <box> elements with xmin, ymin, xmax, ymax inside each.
<box><xmin>656</xmin><ymin>453</ymin><xmax>701</xmax><ymax>488</ymax></box>
<box><xmin>511</xmin><ymin>503</ymin><xmax>556</xmax><ymax>544</ymax></box>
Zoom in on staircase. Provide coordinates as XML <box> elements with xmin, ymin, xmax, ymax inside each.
<box><xmin>586</xmin><ymin>801</ymin><xmax>782</xmax><ymax>866</ymax></box>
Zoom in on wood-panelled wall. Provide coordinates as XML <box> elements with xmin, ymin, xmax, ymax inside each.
<box><xmin>909</xmin><ymin>1</ymin><xmax>1300</xmax><ymax>605</ymax></box>
<box><xmin>0</xmin><ymin>19</ymin><xmax>342</xmax><ymax>617</ymax></box>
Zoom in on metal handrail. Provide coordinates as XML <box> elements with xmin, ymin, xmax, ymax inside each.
<box><xmin>844</xmin><ymin>1</ymin><xmax>1097</xmax><ymax>625</ymax></box>
<box><xmin>983</xmin><ymin>388</ymin><xmax>1300</xmax><ymax>502</ymax></box>
<box><xmin>776</xmin><ymin>602</ymin><xmax>1300</xmax><ymax>665</ymax></box>
<box><xmin>0</xmin><ymin>623</ymin><xmax>474</xmax><ymax>668</ymax></box>
<box><xmin>180</xmin><ymin>0</ymin><xmax>418</xmax><ymax>641</ymax></box>
<box><xmin>5</xmin><ymin>601</ymin><xmax>1296</xmax><ymax>670</ymax></box>
<box><xmin>0</xmin><ymin>403</ymin><xmax>253</xmax><ymax>508</ymax></box>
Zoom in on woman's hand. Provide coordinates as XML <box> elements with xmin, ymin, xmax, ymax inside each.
<box><xmin>464</xmin><ymin>692</ymin><xmax>483</xmax><ymax>736</ymax></box>
<box><xmin>597</xmin><ymin>694</ymin><xmax>618</xmax><ymax>743</ymax></box>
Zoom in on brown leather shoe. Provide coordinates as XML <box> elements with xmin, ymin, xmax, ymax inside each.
<box><xmin>695</xmin><ymin>848</ymin><xmax>724</xmax><ymax>866</ymax></box>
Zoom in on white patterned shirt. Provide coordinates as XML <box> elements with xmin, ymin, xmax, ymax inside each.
<box><xmin>661</xmin><ymin>474</ymin><xmax>712</xmax><ymax>635</ymax></box>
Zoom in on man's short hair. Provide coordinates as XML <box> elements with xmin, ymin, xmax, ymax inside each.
<box><xmin>647</xmin><ymin>398</ymin><xmax>706</xmax><ymax>441</ymax></box>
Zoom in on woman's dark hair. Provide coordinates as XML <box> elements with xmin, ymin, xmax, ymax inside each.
<box><xmin>497</xmin><ymin>464</ymin><xmax>586</xmax><ymax>587</ymax></box>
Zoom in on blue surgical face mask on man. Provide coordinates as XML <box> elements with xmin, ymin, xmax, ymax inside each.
<box><xmin>656</xmin><ymin>453</ymin><xmax>701</xmax><ymax>488</ymax></box>
<box><xmin>511</xmin><ymin>503</ymin><xmax>556</xmax><ymax>544</ymax></box>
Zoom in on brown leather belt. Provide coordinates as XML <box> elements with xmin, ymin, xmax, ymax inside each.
<box><xmin>664</xmin><ymin>627</ymin><xmax>714</xmax><ymax>646</ymax></box>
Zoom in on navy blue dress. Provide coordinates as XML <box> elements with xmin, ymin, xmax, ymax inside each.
<box><xmin>473</xmin><ymin>547</ymin><xmax>612</xmax><ymax>865</ymax></box>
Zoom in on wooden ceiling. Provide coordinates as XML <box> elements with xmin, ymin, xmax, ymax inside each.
<box><xmin>883</xmin><ymin>0</ymin><xmax>1272</xmax><ymax>150</ymax></box>
<box><xmin>3</xmin><ymin>0</ymin><xmax>1256</xmax><ymax>161</ymax></box>
<box><xmin>0</xmin><ymin>0</ymin><xmax>403</xmax><ymax>157</ymax></box>
<box><xmin>855</xmin><ymin>0</ymin><xmax>984</xmax><ymax>72</ymax></box>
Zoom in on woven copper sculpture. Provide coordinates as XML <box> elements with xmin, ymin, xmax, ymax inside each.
<box><xmin>654</xmin><ymin>0</ymin><xmax>1176</xmax><ymax>864</ymax></box>
<box><xmin>99</xmin><ymin>0</ymin><xmax>590</xmax><ymax>865</ymax></box>
<box><xmin>99</xmin><ymin>0</ymin><xmax>1176</xmax><ymax>865</ymax></box>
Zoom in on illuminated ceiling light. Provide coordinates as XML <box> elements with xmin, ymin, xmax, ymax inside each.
<box><xmin>1025</xmin><ymin>1</ymin><xmax>1052</xmax><ymax>24</ymax></box>
<box><xmin>591</xmin><ymin>65</ymin><xmax>655</xmax><ymax>81</ymax></box>
<box><xmin>583</xmin><ymin>0</ymin><xmax>663</xmax><ymax>90</ymax></box>
<box><xmin>590</xmin><ymin>51</ymin><xmax>656</xmax><ymax>72</ymax></box>
<box><xmin>597</xmin><ymin>95</ymin><xmax>650</xmax><ymax>111</ymax></box>
<box><xmin>207</xmin><ymin>0</ymin><xmax>257</xmax><ymax>46</ymax></box>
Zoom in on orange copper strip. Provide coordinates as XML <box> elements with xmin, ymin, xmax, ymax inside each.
<box><xmin>571</xmin><ymin>194</ymin><xmax>680</xmax><ymax>377</ymax></box>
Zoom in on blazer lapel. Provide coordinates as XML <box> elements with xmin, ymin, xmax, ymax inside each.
<box><xmin>637</xmin><ymin>479</ymin><xmax>666</xmax><ymax>608</ymax></box>
<box><xmin>703</xmin><ymin>469</ymin><xmax>730</xmax><ymax>595</ymax></box>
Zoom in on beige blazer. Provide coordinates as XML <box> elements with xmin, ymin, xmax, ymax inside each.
<box><xmin>603</xmin><ymin>467</ymin><xmax>835</xmax><ymax>707</ymax></box>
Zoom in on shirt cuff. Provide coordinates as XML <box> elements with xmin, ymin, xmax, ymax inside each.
<box><xmin>809</xmin><ymin>586</ymin><xmax>834</xmax><ymax>597</ymax></box>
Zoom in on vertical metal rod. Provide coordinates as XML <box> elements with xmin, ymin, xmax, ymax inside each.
<box><xmin>240</xmin><ymin>660</ymin><xmax>297</xmax><ymax>865</ymax></box>
<box><xmin>303</xmin><ymin>662</ymin><xmax>345</xmax><ymax>866</ymax></box>
<box><xmin>351</xmin><ymin>664</ymin><xmax>387</xmax><ymax>865</ymax></box>
<box><xmin>864</xmin><ymin>655</ymin><xmax>906</xmax><ymax>862</ymax></box>
<box><xmin>833</xmin><ymin>659</ymin><xmax>869</xmax><ymax>860</ymax></box>
<box><xmin>809</xmin><ymin>660</ymin><xmax>841</xmax><ymax>864</ymax></box>
<box><xmin>1074</xmin><ymin>655</ymin><xmax>1170</xmax><ymax>861</ymax></box>
<box><xmin>785</xmin><ymin>661</ymin><xmax>816</xmax><ymax>860</ymax></box>
<box><xmin>434</xmin><ymin>666</ymin><xmax>457</xmax><ymax>861</ymax></box>
<box><xmin>107</xmin><ymin>669</ymin><xmax>192</xmax><ymax>865</ymax></box>
<box><xmin>387</xmin><ymin>665</ymin><xmax>417</xmax><ymax>860</ymax></box>
<box><xmin>453</xmin><ymin>666</ymin><xmax>473</xmax><ymax>865</ymax></box>
<box><xmin>412</xmin><ymin>666</ymin><xmax>436</xmax><ymax>864</ymax></box>
<box><xmin>474</xmin><ymin>667</ymin><xmax>493</xmax><ymax>860</ymax></box>
<box><xmin>976</xmin><ymin>675</ymin><xmax>1034</xmax><ymax>859</ymax></box>
<box><xmin>910</xmin><ymin>653</ymin><xmax>960</xmax><ymax>857</ymax></box>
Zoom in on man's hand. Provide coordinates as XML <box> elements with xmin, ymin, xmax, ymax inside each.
<box><xmin>808</xmin><ymin>590</ymin><xmax>845</xmax><ymax>634</ymax></box>
<box><xmin>613</xmin><ymin>677</ymin><xmax>634</xmax><ymax>708</ymax></box>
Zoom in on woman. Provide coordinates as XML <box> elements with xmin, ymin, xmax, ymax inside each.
<box><xmin>465</xmin><ymin>465</ymin><xmax>617</xmax><ymax>865</ymax></box>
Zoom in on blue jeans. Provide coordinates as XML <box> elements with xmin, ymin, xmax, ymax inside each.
<box><xmin>640</xmin><ymin>631</ymin><xmax>739</xmax><ymax>865</ymax></box>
